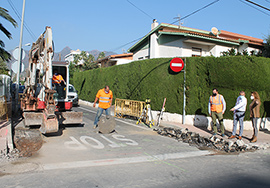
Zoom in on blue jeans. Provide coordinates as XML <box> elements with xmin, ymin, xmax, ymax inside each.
<box><xmin>232</xmin><ymin>111</ymin><xmax>245</xmax><ymax>136</ymax></box>
<box><xmin>94</xmin><ymin>107</ymin><xmax>110</xmax><ymax>126</ymax></box>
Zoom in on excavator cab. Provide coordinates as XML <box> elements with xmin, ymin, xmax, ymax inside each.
<box><xmin>52</xmin><ymin>66</ymin><xmax>67</xmax><ymax>100</ymax></box>
<box><xmin>52</xmin><ymin>61</ymin><xmax>71</xmax><ymax>110</ymax></box>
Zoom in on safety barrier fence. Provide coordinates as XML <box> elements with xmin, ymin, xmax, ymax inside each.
<box><xmin>114</xmin><ymin>98</ymin><xmax>145</xmax><ymax>119</ymax></box>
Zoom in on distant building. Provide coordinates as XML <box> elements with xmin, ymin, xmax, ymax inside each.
<box><xmin>96</xmin><ymin>53</ymin><xmax>133</xmax><ymax>68</ymax></box>
<box><xmin>128</xmin><ymin>20</ymin><xmax>264</xmax><ymax>60</ymax></box>
<box><xmin>64</xmin><ymin>49</ymin><xmax>84</xmax><ymax>65</ymax></box>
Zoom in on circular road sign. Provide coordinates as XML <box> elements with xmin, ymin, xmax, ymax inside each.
<box><xmin>12</xmin><ymin>47</ymin><xmax>25</xmax><ymax>61</ymax></box>
<box><xmin>170</xmin><ymin>58</ymin><xmax>184</xmax><ymax>72</ymax></box>
<box><xmin>11</xmin><ymin>61</ymin><xmax>25</xmax><ymax>74</ymax></box>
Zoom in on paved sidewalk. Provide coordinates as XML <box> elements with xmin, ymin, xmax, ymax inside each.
<box><xmin>158</xmin><ymin>120</ymin><xmax>270</xmax><ymax>148</ymax></box>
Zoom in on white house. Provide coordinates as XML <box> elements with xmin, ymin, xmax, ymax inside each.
<box><xmin>128</xmin><ymin>20</ymin><xmax>264</xmax><ymax>60</ymax></box>
<box><xmin>96</xmin><ymin>53</ymin><xmax>133</xmax><ymax>68</ymax></box>
<box><xmin>64</xmin><ymin>49</ymin><xmax>84</xmax><ymax>65</ymax></box>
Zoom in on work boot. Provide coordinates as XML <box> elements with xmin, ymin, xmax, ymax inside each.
<box><xmin>251</xmin><ymin>136</ymin><xmax>257</xmax><ymax>143</ymax></box>
<box><xmin>228</xmin><ymin>135</ymin><xmax>236</xmax><ymax>139</ymax></box>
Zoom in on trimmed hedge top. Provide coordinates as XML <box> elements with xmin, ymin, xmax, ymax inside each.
<box><xmin>73</xmin><ymin>56</ymin><xmax>270</xmax><ymax>120</ymax></box>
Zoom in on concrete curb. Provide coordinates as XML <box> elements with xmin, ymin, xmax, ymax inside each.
<box><xmin>0</xmin><ymin>121</ymin><xmax>13</xmax><ymax>153</ymax></box>
<box><xmin>79</xmin><ymin>99</ymin><xmax>270</xmax><ymax>150</ymax></box>
<box><xmin>79</xmin><ymin>99</ymin><xmax>270</xmax><ymax>131</ymax></box>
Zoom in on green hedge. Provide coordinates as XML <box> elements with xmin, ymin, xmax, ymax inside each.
<box><xmin>73</xmin><ymin>56</ymin><xmax>270</xmax><ymax>120</ymax></box>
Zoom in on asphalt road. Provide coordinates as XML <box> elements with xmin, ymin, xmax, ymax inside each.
<box><xmin>0</xmin><ymin>105</ymin><xmax>270</xmax><ymax>188</ymax></box>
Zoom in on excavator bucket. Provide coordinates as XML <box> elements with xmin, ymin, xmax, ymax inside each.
<box><xmin>57</xmin><ymin>111</ymin><xmax>83</xmax><ymax>125</ymax></box>
<box><xmin>23</xmin><ymin>112</ymin><xmax>43</xmax><ymax>126</ymax></box>
<box><xmin>40</xmin><ymin>113</ymin><xmax>59</xmax><ymax>134</ymax></box>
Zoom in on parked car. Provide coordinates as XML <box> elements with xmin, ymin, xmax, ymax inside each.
<box><xmin>68</xmin><ymin>84</ymin><xmax>78</xmax><ymax>106</ymax></box>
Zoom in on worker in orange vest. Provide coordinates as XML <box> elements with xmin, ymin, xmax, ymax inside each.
<box><xmin>52</xmin><ymin>69</ymin><xmax>66</xmax><ymax>86</ymax></box>
<box><xmin>93</xmin><ymin>85</ymin><xmax>113</xmax><ymax>128</ymax></box>
<box><xmin>52</xmin><ymin>69</ymin><xmax>66</xmax><ymax>99</ymax></box>
<box><xmin>208</xmin><ymin>88</ymin><xmax>226</xmax><ymax>137</ymax></box>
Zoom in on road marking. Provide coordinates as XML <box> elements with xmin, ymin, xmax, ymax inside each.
<box><xmin>64</xmin><ymin>135</ymin><xmax>139</xmax><ymax>150</ymax></box>
<box><xmin>79</xmin><ymin>106</ymin><xmax>150</xmax><ymax>130</ymax></box>
<box><xmin>42</xmin><ymin>150</ymin><xmax>212</xmax><ymax>171</ymax></box>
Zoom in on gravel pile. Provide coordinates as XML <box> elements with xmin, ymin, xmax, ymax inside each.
<box><xmin>154</xmin><ymin>127</ymin><xmax>269</xmax><ymax>153</ymax></box>
<box><xmin>0</xmin><ymin>148</ymin><xmax>20</xmax><ymax>163</ymax></box>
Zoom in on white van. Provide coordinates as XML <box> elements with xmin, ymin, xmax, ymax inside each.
<box><xmin>68</xmin><ymin>84</ymin><xmax>78</xmax><ymax>106</ymax></box>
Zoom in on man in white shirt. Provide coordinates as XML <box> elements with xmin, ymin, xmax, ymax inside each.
<box><xmin>229</xmin><ymin>91</ymin><xmax>247</xmax><ymax>140</ymax></box>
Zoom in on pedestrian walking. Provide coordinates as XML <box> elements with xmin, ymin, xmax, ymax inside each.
<box><xmin>93</xmin><ymin>85</ymin><xmax>113</xmax><ymax>128</ymax></box>
<box><xmin>249</xmin><ymin>91</ymin><xmax>261</xmax><ymax>143</ymax></box>
<box><xmin>229</xmin><ymin>91</ymin><xmax>247</xmax><ymax>140</ymax></box>
<box><xmin>208</xmin><ymin>88</ymin><xmax>226</xmax><ymax>136</ymax></box>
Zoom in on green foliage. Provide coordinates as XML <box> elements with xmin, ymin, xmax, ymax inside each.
<box><xmin>69</xmin><ymin>51</ymin><xmax>106</xmax><ymax>84</ymax></box>
<box><xmin>221</xmin><ymin>48</ymin><xmax>262</xmax><ymax>57</ymax></box>
<box><xmin>73</xmin><ymin>56</ymin><xmax>270</xmax><ymax>120</ymax></box>
<box><xmin>0</xmin><ymin>58</ymin><xmax>9</xmax><ymax>75</ymax></box>
<box><xmin>97</xmin><ymin>52</ymin><xmax>105</xmax><ymax>60</ymax></box>
<box><xmin>0</xmin><ymin>7</ymin><xmax>17</xmax><ymax>61</ymax></box>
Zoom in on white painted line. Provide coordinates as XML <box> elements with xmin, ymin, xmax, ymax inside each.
<box><xmin>171</xmin><ymin>63</ymin><xmax>182</xmax><ymax>67</ymax></box>
<box><xmin>42</xmin><ymin>150</ymin><xmax>212</xmax><ymax>171</ymax></box>
<box><xmin>79</xmin><ymin>106</ymin><xmax>150</xmax><ymax>131</ymax></box>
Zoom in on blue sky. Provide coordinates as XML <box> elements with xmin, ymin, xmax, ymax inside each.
<box><xmin>1</xmin><ymin>0</ymin><xmax>270</xmax><ymax>54</ymax></box>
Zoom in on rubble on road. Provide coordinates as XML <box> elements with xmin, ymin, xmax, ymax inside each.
<box><xmin>154</xmin><ymin>127</ymin><xmax>269</xmax><ymax>154</ymax></box>
<box><xmin>0</xmin><ymin>148</ymin><xmax>20</xmax><ymax>163</ymax></box>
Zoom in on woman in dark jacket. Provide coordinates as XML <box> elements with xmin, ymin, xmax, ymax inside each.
<box><xmin>249</xmin><ymin>91</ymin><xmax>261</xmax><ymax>143</ymax></box>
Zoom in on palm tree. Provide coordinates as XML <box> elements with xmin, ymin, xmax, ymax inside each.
<box><xmin>0</xmin><ymin>7</ymin><xmax>17</xmax><ymax>61</ymax></box>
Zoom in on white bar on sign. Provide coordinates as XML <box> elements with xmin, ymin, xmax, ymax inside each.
<box><xmin>171</xmin><ymin>63</ymin><xmax>182</xmax><ymax>67</ymax></box>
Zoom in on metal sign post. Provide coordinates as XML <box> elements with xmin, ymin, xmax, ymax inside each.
<box><xmin>183</xmin><ymin>58</ymin><xmax>186</xmax><ymax>124</ymax></box>
<box><xmin>15</xmin><ymin>0</ymin><xmax>26</xmax><ymax>112</ymax></box>
<box><xmin>169</xmin><ymin>57</ymin><xmax>186</xmax><ymax>124</ymax></box>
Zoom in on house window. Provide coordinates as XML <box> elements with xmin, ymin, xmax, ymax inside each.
<box><xmin>138</xmin><ymin>57</ymin><xmax>144</xmax><ymax>60</ymax></box>
<box><xmin>145</xmin><ymin>56</ymin><xmax>149</xmax><ymax>59</ymax></box>
<box><xmin>192</xmin><ymin>47</ymin><xmax>202</xmax><ymax>57</ymax></box>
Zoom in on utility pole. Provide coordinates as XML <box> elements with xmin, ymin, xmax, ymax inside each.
<box><xmin>15</xmin><ymin>0</ymin><xmax>26</xmax><ymax>112</ymax></box>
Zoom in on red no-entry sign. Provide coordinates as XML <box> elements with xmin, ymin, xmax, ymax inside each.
<box><xmin>170</xmin><ymin>58</ymin><xmax>184</xmax><ymax>72</ymax></box>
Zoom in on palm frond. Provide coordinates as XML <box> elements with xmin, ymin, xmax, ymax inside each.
<box><xmin>0</xmin><ymin>7</ymin><xmax>17</xmax><ymax>27</ymax></box>
<box><xmin>0</xmin><ymin>47</ymin><xmax>11</xmax><ymax>61</ymax></box>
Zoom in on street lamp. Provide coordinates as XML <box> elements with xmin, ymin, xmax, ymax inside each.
<box><xmin>15</xmin><ymin>0</ymin><xmax>26</xmax><ymax>113</ymax></box>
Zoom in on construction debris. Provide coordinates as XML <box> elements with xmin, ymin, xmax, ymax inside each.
<box><xmin>0</xmin><ymin>148</ymin><xmax>20</xmax><ymax>163</ymax></box>
<box><xmin>154</xmin><ymin>127</ymin><xmax>267</xmax><ymax>153</ymax></box>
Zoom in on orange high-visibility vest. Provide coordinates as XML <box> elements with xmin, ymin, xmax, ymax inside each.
<box><xmin>96</xmin><ymin>89</ymin><xmax>113</xmax><ymax>109</ymax></box>
<box><xmin>52</xmin><ymin>74</ymin><xmax>64</xmax><ymax>84</ymax></box>
<box><xmin>210</xmin><ymin>94</ymin><xmax>223</xmax><ymax>113</ymax></box>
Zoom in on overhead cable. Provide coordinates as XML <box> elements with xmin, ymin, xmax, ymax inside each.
<box><xmin>240</xmin><ymin>0</ymin><xmax>270</xmax><ymax>16</ymax></box>
<box><xmin>109</xmin><ymin>37</ymin><xmax>142</xmax><ymax>52</ymax></box>
<box><xmin>7</xmin><ymin>0</ymin><xmax>36</xmax><ymax>40</ymax></box>
<box><xmin>126</xmin><ymin>0</ymin><xmax>154</xmax><ymax>20</ymax></box>
<box><xmin>245</xmin><ymin>0</ymin><xmax>270</xmax><ymax>12</ymax></box>
<box><xmin>171</xmin><ymin>0</ymin><xmax>220</xmax><ymax>25</ymax></box>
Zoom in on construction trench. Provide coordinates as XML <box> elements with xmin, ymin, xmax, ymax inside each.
<box><xmin>153</xmin><ymin>126</ymin><xmax>264</xmax><ymax>154</ymax></box>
